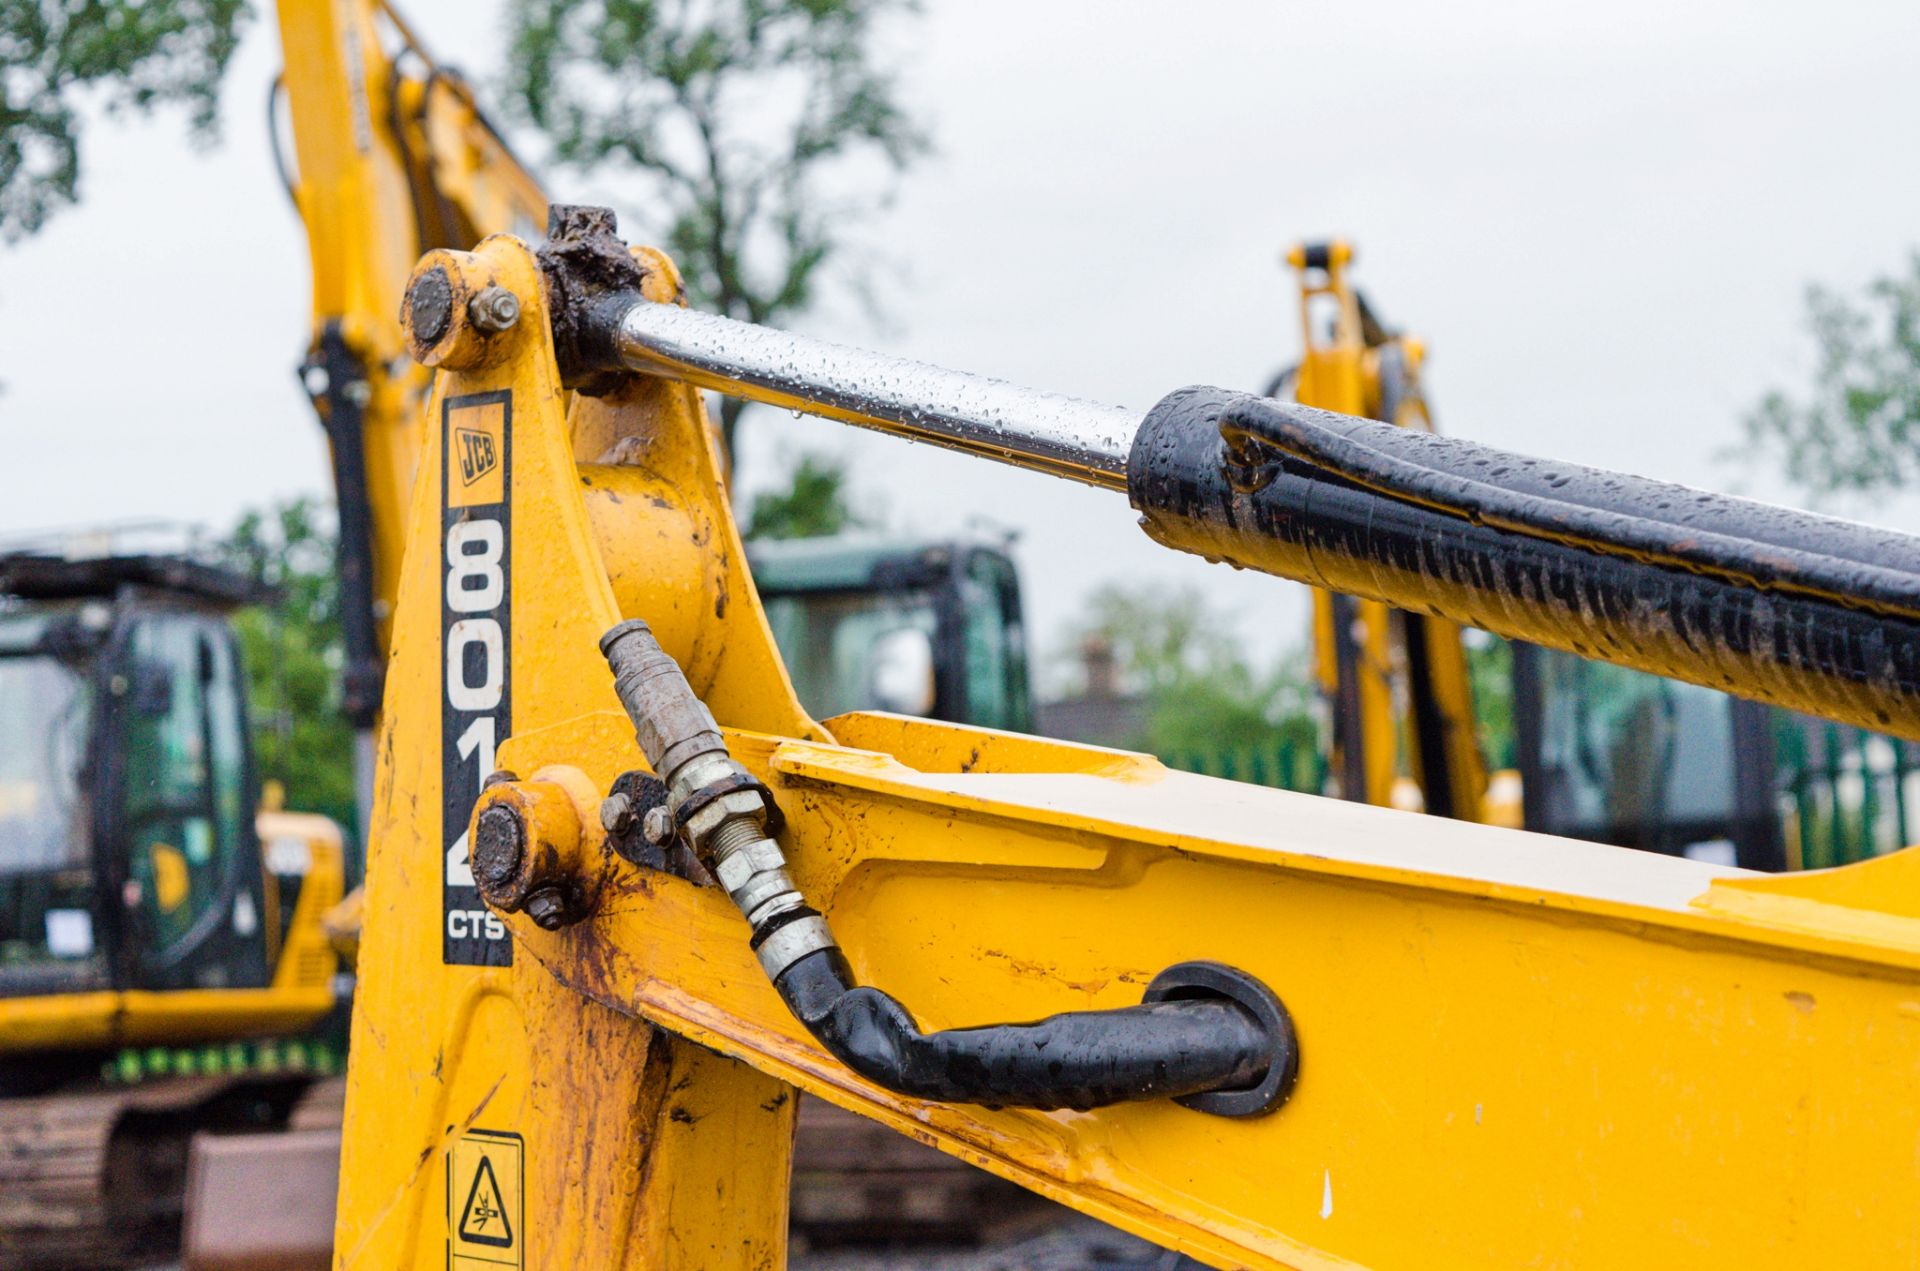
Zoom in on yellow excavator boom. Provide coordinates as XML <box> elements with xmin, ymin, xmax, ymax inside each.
<box><xmin>275</xmin><ymin>0</ymin><xmax>547</xmax><ymax>819</ymax></box>
<box><xmin>327</xmin><ymin>214</ymin><xmax>1920</xmax><ymax>1271</ymax></box>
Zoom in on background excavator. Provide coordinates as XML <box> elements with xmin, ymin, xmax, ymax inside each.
<box><xmin>1275</xmin><ymin>240</ymin><xmax>1492</xmax><ymax>826</ymax></box>
<box><xmin>0</xmin><ymin>549</ymin><xmax>345</xmax><ymax>1269</ymax></box>
<box><xmin>0</xmin><ymin>1</ymin><xmax>547</xmax><ymax>1260</ymax></box>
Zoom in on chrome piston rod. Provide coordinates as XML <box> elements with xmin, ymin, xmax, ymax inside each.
<box><xmin>601</xmin><ymin>298</ymin><xmax>1137</xmax><ymax>489</ymax></box>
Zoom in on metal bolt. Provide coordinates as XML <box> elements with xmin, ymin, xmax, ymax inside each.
<box><xmin>472</xmin><ymin>805</ymin><xmax>526</xmax><ymax>890</ymax></box>
<box><xmin>408</xmin><ymin>266</ymin><xmax>454</xmax><ymax>345</ymax></box>
<box><xmin>483</xmin><ymin>769</ymin><xmax>520</xmax><ymax>789</ymax></box>
<box><xmin>642</xmin><ymin>805</ymin><xmax>674</xmax><ymax>847</ymax></box>
<box><xmin>601</xmin><ymin>792</ymin><xmax>635</xmax><ymax>836</ymax></box>
<box><xmin>468</xmin><ymin>286</ymin><xmax>521</xmax><ymax>334</ymax></box>
<box><xmin>524</xmin><ymin>888</ymin><xmax>568</xmax><ymax>930</ymax></box>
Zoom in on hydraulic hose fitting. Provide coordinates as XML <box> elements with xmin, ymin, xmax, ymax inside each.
<box><xmin>600</xmin><ymin>619</ymin><xmax>837</xmax><ymax>981</ymax></box>
<box><xmin>599</xmin><ymin>618</ymin><xmax>1301</xmax><ymax>1116</ymax></box>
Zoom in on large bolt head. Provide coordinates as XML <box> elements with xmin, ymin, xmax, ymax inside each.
<box><xmin>408</xmin><ymin>266</ymin><xmax>454</xmax><ymax>346</ymax></box>
<box><xmin>472</xmin><ymin>805</ymin><xmax>526</xmax><ymax>890</ymax></box>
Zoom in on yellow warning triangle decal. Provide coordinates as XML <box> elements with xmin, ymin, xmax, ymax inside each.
<box><xmin>458</xmin><ymin>1156</ymin><xmax>514</xmax><ymax>1248</ymax></box>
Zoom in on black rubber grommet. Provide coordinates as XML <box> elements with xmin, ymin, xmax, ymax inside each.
<box><xmin>1143</xmin><ymin>961</ymin><xmax>1298</xmax><ymax>1118</ymax></box>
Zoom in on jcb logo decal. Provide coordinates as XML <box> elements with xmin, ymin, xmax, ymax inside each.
<box><xmin>455</xmin><ymin>427</ymin><xmax>497</xmax><ymax>487</ymax></box>
<box><xmin>447</xmin><ymin>400</ymin><xmax>505</xmax><ymax>510</ymax></box>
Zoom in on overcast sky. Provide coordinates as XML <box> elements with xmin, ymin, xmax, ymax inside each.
<box><xmin>5</xmin><ymin>0</ymin><xmax>1918</xmax><ymax>692</ymax></box>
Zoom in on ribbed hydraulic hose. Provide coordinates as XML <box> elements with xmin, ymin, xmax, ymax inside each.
<box><xmin>1129</xmin><ymin>388</ymin><xmax>1920</xmax><ymax>740</ymax></box>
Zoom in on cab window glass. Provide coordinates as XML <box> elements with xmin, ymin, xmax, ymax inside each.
<box><xmin>960</xmin><ymin>553</ymin><xmax>1030</xmax><ymax>732</ymax></box>
<box><xmin>1531</xmin><ymin>651</ymin><xmax>1736</xmax><ymax>854</ymax></box>
<box><xmin>764</xmin><ymin>590</ymin><xmax>939</xmax><ymax>720</ymax></box>
<box><xmin>0</xmin><ymin>603</ymin><xmax>105</xmax><ymax>990</ymax></box>
<box><xmin>123</xmin><ymin>616</ymin><xmax>223</xmax><ymax>960</ymax></box>
<box><xmin>201</xmin><ymin>628</ymin><xmax>250</xmax><ymax>873</ymax></box>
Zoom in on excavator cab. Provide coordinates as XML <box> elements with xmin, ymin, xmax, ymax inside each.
<box><xmin>1511</xmin><ymin>642</ymin><xmax>1787</xmax><ymax>870</ymax></box>
<box><xmin>0</xmin><ymin>554</ymin><xmax>346</xmax><ymax>1063</ymax></box>
<box><xmin>0</xmin><ymin>555</ymin><xmax>270</xmax><ymax>1009</ymax></box>
<box><xmin>748</xmin><ymin>536</ymin><xmax>1034</xmax><ymax>732</ymax></box>
<box><xmin>0</xmin><ymin>554</ymin><xmax>349</xmax><ymax>1269</ymax></box>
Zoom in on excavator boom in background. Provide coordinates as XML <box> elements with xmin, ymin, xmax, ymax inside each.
<box><xmin>1286</xmin><ymin>245</ymin><xmax>1876</xmax><ymax>875</ymax></box>
<box><xmin>1280</xmin><ymin>241</ymin><xmax>1491</xmax><ymax>824</ymax></box>
<box><xmin>276</xmin><ymin>0</ymin><xmax>549</xmax><ymax>829</ymax></box>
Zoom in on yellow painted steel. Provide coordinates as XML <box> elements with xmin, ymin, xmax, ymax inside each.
<box><xmin>1287</xmin><ymin>243</ymin><xmax>1488</xmax><ymax>820</ymax></box>
<box><xmin>0</xmin><ymin>811</ymin><xmax>343</xmax><ymax>1054</ymax></box>
<box><xmin>258</xmin><ymin>809</ymin><xmax>349</xmax><ymax>994</ymax></box>
<box><xmin>334</xmin><ymin>232</ymin><xmax>1920</xmax><ymax>1270</ymax></box>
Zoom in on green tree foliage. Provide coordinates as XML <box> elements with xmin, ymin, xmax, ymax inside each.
<box><xmin>217</xmin><ymin>498</ymin><xmax>357</xmax><ymax>832</ymax></box>
<box><xmin>1462</xmin><ymin>629</ymin><xmax>1514</xmax><ymax>770</ymax></box>
<box><xmin>503</xmin><ymin>0</ymin><xmax>928</xmax><ymax>458</ymax></box>
<box><xmin>0</xmin><ymin>0</ymin><xmax>249</xmax><ymax>241</ymax></box>
<box><xmin>744</xmin><ymin>451</ymin><xmax>860</xmax><ymax>540</ymax></box>
<box><xmin>1742</xmin><ymin>254</ymin><xmax>1920</xmax><ymax>498</ymax></box>
<box><xmin>1068</xmin><ymin>583</ymin><xmax>1317</xmax><ymax>758</ymax></box>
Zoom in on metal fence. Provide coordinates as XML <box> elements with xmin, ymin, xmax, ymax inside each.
<box><xmin>1160</xmin><ymin>718</ymin><xmax>1920</xmax><ymax>872</ymax></box>
<box><xmin>1160</xmin><ymin>738</ymin><xmax>1327</xmax><ymax>796</ymax></box>
<box><xmin>1776</xmin><ymin>720</ymin><xmax>1920</xmax><ymax>869</ymax></box>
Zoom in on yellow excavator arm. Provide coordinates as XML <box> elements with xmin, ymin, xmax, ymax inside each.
<box><xmin>324</xmin><ymin>211</ymin><xmax>1920</xmax><ymax>1270</ymax></box>
<box><xmin>275</xmin><ymin>0</ymin><xmax>547</xmax><ymax>818</ymax></box>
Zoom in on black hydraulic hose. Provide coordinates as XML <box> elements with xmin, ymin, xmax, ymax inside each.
<box><xmin>774</xmin><ymin>948</ymin><xmax>1274</xmax><ymax>1112</ymax></box>
<box><xmin>308</xmin><ymin>325</ymin><xmax>384</xmax><ymax>730</ymax></box>
<box><xmin>599</xmin><ymin>620</ymin><xmax>1299</xmax><ymax>1117</ymax></box>
<box><xmin>1128</xmin><ymin>387</ymin><xmax>1920</xmax><ymax>741</ymax></box>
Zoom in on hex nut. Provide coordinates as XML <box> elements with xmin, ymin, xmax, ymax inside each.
<box><xmin>468</xmin><ymin>285</ymin><xmax>521</xmax><ymax>334</ymax></box>
<box><xmin>641</xmin><ymin>805</ymin><xmax>674</xmax><ymax>847</ymax></box>
<box><xmin>601</xmin><ymin>792</ymin><xmax>636</xmax><ymax>836</ymax></box>
<box><xmin>684</xmin><ymin>789</ymin><xmax>768</xmax><ymax>844</ymax></box>
<box><xmin>714</xmin><ymin>838</ymin><xmax>785</xmax><ymax>894</ymax></box>
<box><xmin>524</xmin><ymin>888</ymin><xmax>568</xmax><ymax>931</ymax></box>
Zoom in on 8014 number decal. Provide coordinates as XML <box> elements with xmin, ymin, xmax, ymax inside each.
<box><xmin>441</xmin><ymin>392</ymin><xmax>512</xmax><ymax>966</ymax></box>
